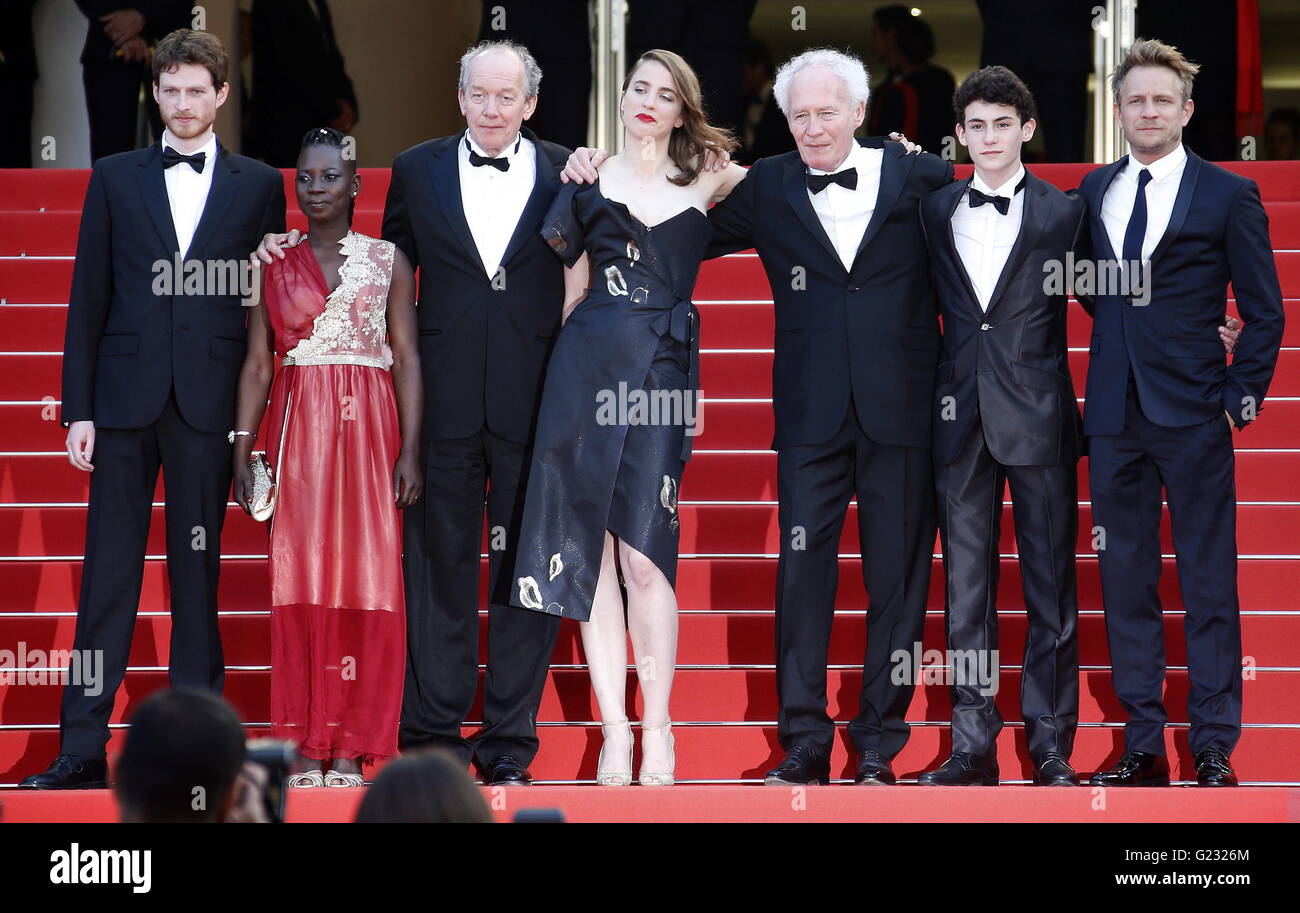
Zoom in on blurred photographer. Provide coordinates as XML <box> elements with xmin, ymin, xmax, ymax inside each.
<box><xmin>115</xmin><ymin>689</ymin><xmax>273</xmax><ymax>823</ymax></box>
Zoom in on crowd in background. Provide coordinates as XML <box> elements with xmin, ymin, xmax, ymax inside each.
<box><xmin>1</xmin><ymin>0</ymin><xmax>1298</xmax><ymax>169</ymax></box>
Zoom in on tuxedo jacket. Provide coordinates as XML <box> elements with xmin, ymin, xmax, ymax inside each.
<box><xmin>920</xmin><ymin>170</ymin><xmax>1086</xmax><ymax>466</ymax></box>
<box><xmin>707</xmin><ymin>138</ymin><xmax>955</xmax><ymax>450</ymax></box>
<box><xmin>1076</xmin><ymin>149</ymin><xmax>1285</xmax><ymax>434</ymax></box>
<box><xmin>60</xmin><ymin>142</ymin><xmax>286</xmax><ymax>432</ymax></box>
<box><xmin>381</xmin><ymin>127</ymin><xmax>571</xmax><ymax>444</ymax></box>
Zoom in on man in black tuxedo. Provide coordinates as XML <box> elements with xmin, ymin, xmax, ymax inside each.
<box><xmin>75</xmin><ymin>1</ymin><xmax>191</xmax><ymax>160</ymax></box>
<box><xmin>21</xmin><ymin>30</ymin><xmax>285</xmax><ymax>789</ymax></box>
<box><xmin>705</xmin><ymin>50</ymin><xmax>953</xmax><ymax>785</ymax></box>
<box><xmin>258</xmin><ymin>40</ymin><xmax>568</xmax><ymax>786</ymax></box>
<box><xmin>1081</xmin><ymin>41</ymin><xmax>1284</xmax><ymax>788</ymax></box>
<box><xmin>918</xmin><ymin>67</ymin><xmax>1086</xmax><ymax>787</ymax></box>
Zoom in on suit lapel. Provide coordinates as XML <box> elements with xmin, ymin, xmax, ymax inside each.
<box><xmin>984</xmin><ymin>172</ymin><xmax>1049</xmax><ymax>316</ymax></box>
<box><xmin>499</xmin><ymin>127</ymin><xmax>557</xmax><ymax>269</ymax></box>
<box><xmin>940</xmin><ymin>178</ymin><xmax>984</xmax><ymax>314</ymax></box>
<box><xmin>851</xmin><ymin>140</ymin><xmax>914</xmax><ymax>267</ymax></box>
<box><xmin>185</xmin><ymin>142</ymin><xmax>236</xmax><ymax>259</ymax></box>
<box><xmin>136</xmin><ymin>144</ymin><xmax>181</xmax><ymax>254</ymax></box>
<box><xmin>428</xmin><ymin>134</ymin><xmax>487</xmax><ymax>276</ymax></box>
<box><xmin>1148</xmin><ymin>150</ymin><xmax>1201</xmax><ymax>264</ymax></box>
<box><xmin>1088</xmin><ymin>156</ymin><xmax>1127</xmax><ymax>262</ymax></box>
<box><xmin>782</xmin><ymin>157</ymin><xmax>842</xmax><ymax>271</ymax></box>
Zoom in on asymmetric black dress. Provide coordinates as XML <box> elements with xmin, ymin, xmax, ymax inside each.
<box><xmin>510</xmin><ymin>178</ymin><xmax>709</xmax><ymax>622</ymax></box>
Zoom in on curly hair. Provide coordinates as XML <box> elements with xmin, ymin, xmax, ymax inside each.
<box><xmin>953</xmin><ymin>65</ymin><xmax>1037</xmax><ymax>126</ymax></box>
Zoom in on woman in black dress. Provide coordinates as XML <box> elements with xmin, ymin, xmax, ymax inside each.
<box><xmin>511</xmin><ymin>50</ymin><xmax>747</xmax><ymax>786</ymax></box>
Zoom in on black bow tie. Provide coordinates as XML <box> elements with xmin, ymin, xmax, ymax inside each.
<box><xmin>162</xmin><ymin>147</ymin><xmax>206</xmax><ymax>173</ymax></box>
<box><xmin>807</xmin><ymin>167</ymin><xmax>857</xmax><ymax>194</ymax></box>
<box><xmin>967</xmin><ymin>175</ymin><xmax>1027</xmax><ymax>215</ymax></box>
<box><xmin>466</xmin><ymin>136</ymin><xmax>517</xmax><ymax>171</ymax></box>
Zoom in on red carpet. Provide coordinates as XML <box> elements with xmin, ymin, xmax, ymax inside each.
<box><xmin>0</xmin><ymin>161</ymin><xmax>1296</xmax><ymax>821</ymax></box>
<box><xmin>3</xmin><ymin>783</ymin><xmax>1297</xmax><ymax>823</ymax></box>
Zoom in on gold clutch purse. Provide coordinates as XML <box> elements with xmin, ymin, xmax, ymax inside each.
<box><xmin>249</xmin><ymin>452</ymin><xmax>276</xmax><ymax>522</ymax></box>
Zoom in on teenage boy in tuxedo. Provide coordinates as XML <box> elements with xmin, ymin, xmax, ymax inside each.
<box><xmin>918</xmin><ymin>66</ymin><xmax>1087</xmax><ymax>786</ymax></box>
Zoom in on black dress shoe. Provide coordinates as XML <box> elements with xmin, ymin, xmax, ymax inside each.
<box><xmin>1033</xmin><ymin>752</ymin><xmax>1079</xmax><ymax>786</ymax></box>
<box><xmin>18</xmin><ymin>754</ymin><xmax>108</xmax><ymax>790</ymax></box>
<box><xmin>853</xmin><ymin>749</ymin><xmax>896</xmax><ymax>785</ymax></box>
<box><xmin>764</xmin><ymin>745</ymin><xmax>830</xmax><ymax>785</ymax></box>
<box><xmin>483</xmin><ymin>755</ymin><xmax>532</xmax><ymax>786</ymax></box>
<box><xmin>1194</xmin><ymin>747</ymin><xmax>1238</xmax><ymax>787</ymax></box>
<box><xmin>918</xmin><ymin>752</ymin><xmax>999</xmax><ymax>786</ymax></box>
<box><xmin>1089</xmin><ymin>750</ymin><xmax>1169</xmax><ymax>787</ymax></box>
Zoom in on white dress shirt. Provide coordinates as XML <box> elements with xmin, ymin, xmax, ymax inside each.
<box><xmin>950</xmin><ymin>164</ymin><xmax>1026</xmax><ymax>311</ymax></box>
<box><xmin>806</xmin><ymin>141</ymin><xmax>883</xmax><ymax>271</ymax></box>
<box><xmin>161</xmin><ymin>129</ymin><xmax>218</xmax><ymax>257</ymax></box>
<box><xmin>458</xmin><ymin>129</ymin><xmax>536</xmax><ymax>279</ymax></box>
<box><xmin>1100</xmin><ymin>142</ymin><xmax>1187</xmax><ymax>261</ymax></box>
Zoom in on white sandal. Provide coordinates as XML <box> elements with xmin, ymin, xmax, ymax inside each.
<box><xmin>596</xmin><ymin>719</ymin><xmax>633</xmax><ymax>787</ymax></box>
<box><xmin>638</xmin><ymin>720</ymin><xmax>675</xmax><ymax>786</ymax></box>
<box><xmin>288</xmin><ymin>769</ymin><xmax>325</xmax><ymax>788</ymax></box>
<box><xmin>323</xmin><ymin>769</ymin><xmax>365</xmax><ymax>788</ymax></box>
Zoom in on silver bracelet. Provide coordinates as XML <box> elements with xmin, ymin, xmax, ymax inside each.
<box><xmin>227</xmin><ymin>430</ymin><xmax>256</xmax><ymax>444</ymax></box>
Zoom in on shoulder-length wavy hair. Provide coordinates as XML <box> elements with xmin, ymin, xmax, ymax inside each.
<box><xmin>622</xmin><ymin>49</ymin><xmax>738</xmax><ymax>187</ymax></box>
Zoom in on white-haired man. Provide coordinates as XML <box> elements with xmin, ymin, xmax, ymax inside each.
<box><xmin>566</xmin><ymin>47</ymin><xmax>953</xmax><ymax>785</ymax></box>
<box><xmin>256</xmin><ymin>39</ymin><xmax>571</xmax><ymax>786</ymax></box>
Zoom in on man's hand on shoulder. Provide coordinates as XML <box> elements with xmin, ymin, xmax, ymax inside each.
<box><xmin>889</xmin><ymin>132</ymin><xmax>924</xmax><ymax>155</ymax></box>
<box><xmin>252</xmin><ymin>229</ymin><xmax>303</xmax><ymax>266</ymax></box>
<box><xmin>561</xmin><ymin>148</ymin><xmax>609</xmax><ymax>185</ymax></box>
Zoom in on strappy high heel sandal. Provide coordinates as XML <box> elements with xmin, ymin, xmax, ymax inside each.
<box><xmin>288</xmin><ymin>769</ymin><xmax>325</xmax><ymax>788</ymax></box>
<box><xmin>596</xmin><ymin>719</ymin><xmax>633</xmax><ymax>787</ymax></box>
<box><xmin>638</xmin><ymin>720</ymin><xmax>675</xmax><ymax>786</ymax></box>
<box><xmin>323</xmin><ymin>769</ymin><xmax>365</xmax><ymax>787</ymax></box>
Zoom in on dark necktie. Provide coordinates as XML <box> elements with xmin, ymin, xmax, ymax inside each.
<box><xmin>1122</xmin><ymin>167</ymin><xmax>1153</xmax><ymax>263</ymax></box>
<box><xmin>967</xmin><ymin>174</ymin><xmax>1027</xmax><ymax>215</ymax></box>
<box><xmin>466</xmin><ymin>136</ymin><xmax>514</xmax><ymax>172</ymax></box>
<box><xmin>807</xmin><ymin>167</ymin><xmax>857</xmax><ymax>194</ymax></box>
<box><xmin>162</xmin><ymin>147</ymin><xmax>206</xmax><ymax>173</ymax></box>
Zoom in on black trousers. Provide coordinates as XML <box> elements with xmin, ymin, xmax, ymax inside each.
<box><xmin>1088</xmin><ymin>389</ymin><xmax>1242</xmax><ymax>756</ymax></box>
<box><xmin>82</xmin><ymin>61</ymin><xmax>162</xmax><ymax>161</ymax></box>
<box><xmin>935</xmin><ymin>411</ymin><xmax>1079</xmax><ymax>760</ymax></box>
<box><xmin>774</xmin><ymin>395</ymin><xmax>935</xmax><ymax>759</ymax></box>
<box><xmin>400</xmin><ymin>428</ymin><xmax>560</xmax><ymax>768</ymax></box>
<box><xmin>60</xmin><ymin>390</ymin><xmax>230</xmax><ymax>760</ymax></box>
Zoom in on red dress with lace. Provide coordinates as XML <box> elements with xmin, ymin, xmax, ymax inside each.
<box><xmin>261</xmin><ymin>231</ymin><xmax>404</xmax><ymax>763</ymax></box>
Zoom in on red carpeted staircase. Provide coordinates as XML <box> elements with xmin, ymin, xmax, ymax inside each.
<box><xmin>0</xmin><ymin>160</ymin><xmax>1297</xmax><ymax>823</ymax></box>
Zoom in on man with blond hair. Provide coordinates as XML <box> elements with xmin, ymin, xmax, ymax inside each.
<box><xmin>1080</xmin><ymin>39</ymin><xmax>1284</xmax><ymax>787</ymax></box>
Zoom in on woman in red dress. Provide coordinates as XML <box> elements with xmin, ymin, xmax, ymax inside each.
<box><xmin>233</xmin><ymin>127</ymin><xmax>422</xmax><ymax>786</ymax></box>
